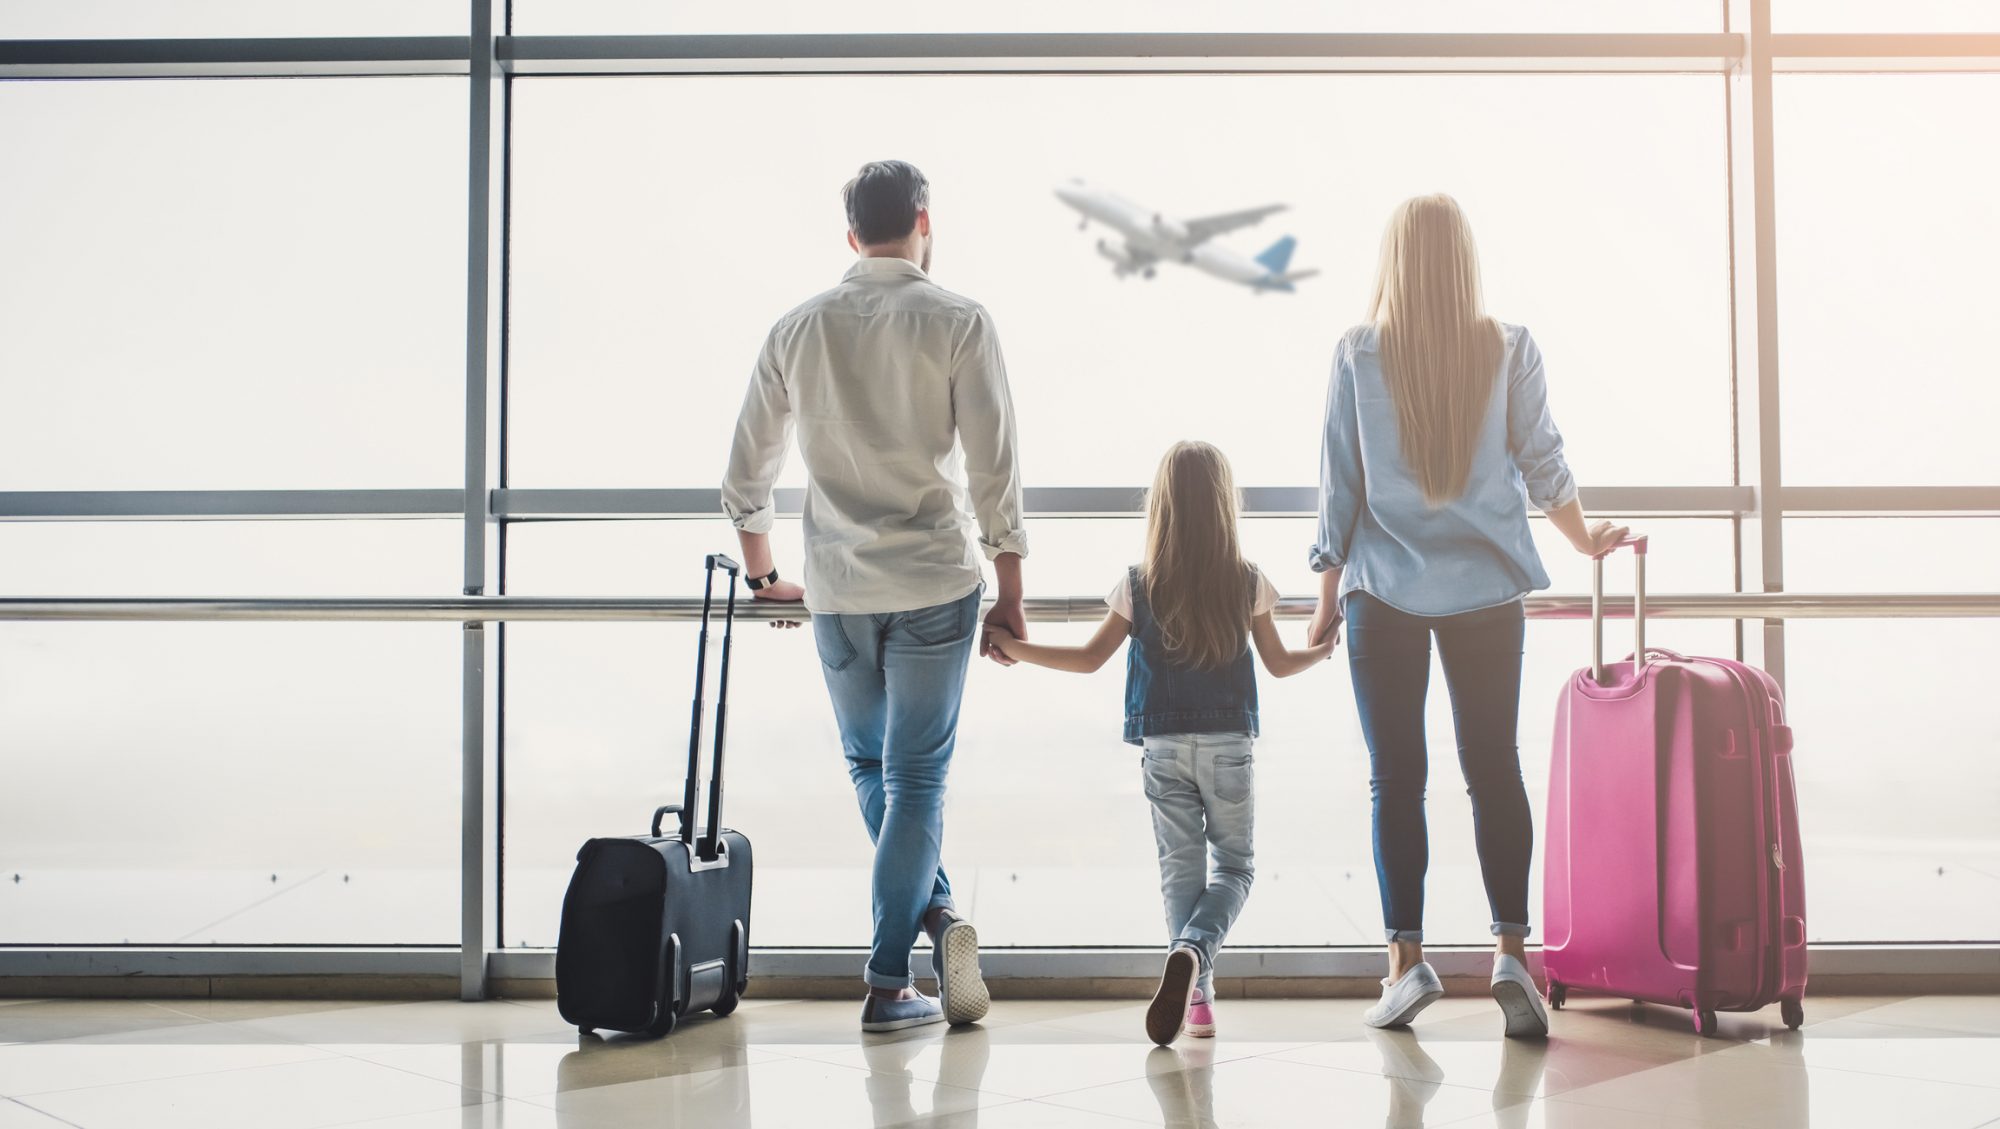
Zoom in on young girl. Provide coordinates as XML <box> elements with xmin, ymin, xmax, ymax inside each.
<box><xmin>989</xmin><ymin>440</ymin><xmax>1333</xmax><ymax>1045</ymax></box>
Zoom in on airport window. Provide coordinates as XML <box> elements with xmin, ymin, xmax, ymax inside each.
<box><xmin>0</xmin><ymin>79</ymin><xmax>466</xmax><ymax>491</ymax></box>
<box><xmin>1774</xmin><ymin>75</ymin><xmax>2000</xmax><ymax>486</ymax></box>
<box><xmin>4</xmin><ymin>20</ymin><xmax>1999</xmax><ymax>970</ymax></box>
<box><xmin>507</xmin><ymin>75</ymin><xmax>1733</xmax><ymax>490</ymax></box>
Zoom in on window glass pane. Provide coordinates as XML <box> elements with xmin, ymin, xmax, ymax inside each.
<box><xmin>1785</xmin><ymin>620</ymin><xmax>2000</xmax><ymax>942</ymax></box>
<box><xmin>500</xmin><ymin>518</ymin><xmax>1735</xmax><ymax>948</ymax></box>
<box><xmin>514</xmin><ymin>1</ymin><xmax>1711</xmax><ymax>35</ymax></box>
<box><xmin>1775</xmin><ymin>76</ymin><xmax>2000</xmax><ymax>485</ymax></box>
<box><xmin>508</xmin><ymin>75</ymin><xmax>1732</xmax><ymax>492</ymax></box>
<box><xmin>0</xmin><ymin>79</ymin><xmax>465</xmax><ymax>489</ymax></box>
<box><xmin>1784</xmin><ymin>517</ymin><xmax>2000</xmax><ymax>593</ymax></box>
<box><xmin>0</xmin><ymin>520</ymin><xmax>460</xmax><ymax>596</ymax></box>
<box><xmin>1773</xmin><ymin>0</ymin><xmax>2000</xmax><ymax>30</ymax></box>
<box><xmin>0</xmin><ymin>1</ymin><xmax>462</xmax><ymax>37</ymax></box>
<box><xmin>0</xmin><ymin>621</ymin><xmax>461</xmax><ymax>944</ymax></box>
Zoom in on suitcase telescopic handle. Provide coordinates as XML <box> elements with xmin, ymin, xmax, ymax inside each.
<box><xmin>1591</xmin><ymin>534</ymin><xmax>1649</xmax><ymax>685</ymax></box>
<box><xmin>679</xmin><ymin>554</ymin><xmax>740</xmax><ymax>857</ymax></box>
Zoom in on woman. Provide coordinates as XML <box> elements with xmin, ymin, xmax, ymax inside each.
<box><xmin>1306</xmin><ymin>194</ymin><xmax>1627</xmax><ymax>1038</ymax></box>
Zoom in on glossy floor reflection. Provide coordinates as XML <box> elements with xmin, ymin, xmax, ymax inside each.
<box><xmin>2</xmin><ymin>993</ymin><xmax>1998</xmax><ymax>1127</ymax></box>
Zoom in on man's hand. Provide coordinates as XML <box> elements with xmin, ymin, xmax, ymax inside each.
<box><xmin>752</xmin><ymin>579</ymin><xmax>806</xmax><ymax>629</ymax></box>
<box><xmin>981</xmin><ymin>598</ymin><xmax>1025</xmax><ymax>666</ymax></box>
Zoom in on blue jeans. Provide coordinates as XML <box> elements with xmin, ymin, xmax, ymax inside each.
<box><xmin>1142</xmin><ymin>732</ymin><xmax>1256</xmax><ymax>998</ymax></box>
<box><xmin>814</xmin><ymin>587</ymin><xmax>980</xmax><ymax>989</ymax></box>
<box><xmin>1345</xmin><ymin>592</ymin><xmax>1532</xmax><ymax>943</ymax></box>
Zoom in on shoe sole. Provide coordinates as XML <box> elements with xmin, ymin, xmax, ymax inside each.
<box><xmin>1363</xmin><ymin>986</ymin><xmax>1444</xmax><ymax>1029</ymax></box>
<box><xmin>861</xmin><ymin>1009</ymin><xmax>946</xmax><ymax>1033</ymax></box>
<box><xmin>1491</xmin><ymin>978</ymin><xmax>1549</xmax><ymax>1038</ymax></box>
<box><xmin>936</xmin><ymin>920</ymin><xmax>990</xmax><ymax>1026</ymax></box>
<box><xmin>1183</xmin><ymin>1023</ymin><xmax>1216</xmax><ymax>1039</ymax></box>
<box><xmin>1147</xmin><ymin>950</ymin><xmax>1198</xmax><ymax>1046</ymax></box>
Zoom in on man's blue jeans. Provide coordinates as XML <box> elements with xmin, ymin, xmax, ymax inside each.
<box><xmin>813</xmin><ymin>587</ymin><xmax>980</xmax><ymax>989</ymax></box>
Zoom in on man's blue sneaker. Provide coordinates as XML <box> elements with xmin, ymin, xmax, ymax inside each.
<box><xmin>861</xmin><ymin>991</ymin><xmax>945</xmax><ymax>1033</ymax></box>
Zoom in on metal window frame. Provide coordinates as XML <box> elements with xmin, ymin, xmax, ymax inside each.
<box><xmin>5</xmin><ymin>12</ymin><xmax>2000</xmax><ymax>995</ymax></box>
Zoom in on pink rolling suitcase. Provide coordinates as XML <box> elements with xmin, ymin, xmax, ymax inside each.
<box><xmin>1542</xmin><ymin>536</ymin><xmax>1806</xmax><ymax>1036</ymax></box>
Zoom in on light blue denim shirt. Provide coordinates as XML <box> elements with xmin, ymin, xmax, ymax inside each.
<box><xmin>1309</xmin><ymin>322</ymin><xmax>1576</xmax><ymax>617</ymax></box>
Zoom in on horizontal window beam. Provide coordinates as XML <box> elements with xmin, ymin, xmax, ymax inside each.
<box><xmin>1779</xmin><ymin>486</ymin><xmax>2000</xmax><ymax>512</ymax></box>
<box><xmin>0</xmin><ymin>490</ymin><xmax>465</xmax><ymax>520</ymax></box>
<box><xmin>0</xmin><ymin>36</ymin><xmax>472</xmax><ymax>77</ymax></box>
<box><xmin>12</xmin><ymin>486</ymin><xmax>2000</xmax><ymax>522</ymax></box>
<box><xmin>2</xmin><ymin>592</ymin><xmax>1995</xmax><ymax>623</ymax></box>
<box><xmin>10</xmin><ymin>33</ymin><xmax>2000</xmax><ymax>80</ymax></box>
<box><xmin>1771</xmin><ymin>32</ymin><xmax>2000</xmax><ymax>72</ymax></box>
<box><xmin>2</xmin><ymin>945</ymin><xmax>1994</xmax><ymax>985</ymax></box>
<box><xmin>493</xmin><ymin>485</ymin><xmax>1755</xmax><ymax>518</ymax></box>
<box><xmin>501</xmin><ymin>32</ymin><xmax>1744</xmax><ymax>75</ymax></box>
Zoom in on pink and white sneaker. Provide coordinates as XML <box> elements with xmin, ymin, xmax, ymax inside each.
<box><xmin>1184</xmin><ymin>990</ymin><xmax>1216</xmax><ymax>1039</ymax></box>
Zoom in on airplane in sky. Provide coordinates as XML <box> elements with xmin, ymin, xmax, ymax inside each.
<box><xmin>1054</xmin><ymin>179</ymin><xmax>1320</xmax><ymax>293</ymax></box>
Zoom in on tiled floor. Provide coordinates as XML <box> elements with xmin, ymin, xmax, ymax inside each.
<box><xmin>2</xmin><ymin>993</ymin><xmax>1998</xmax><ymax>1128</ymax></box>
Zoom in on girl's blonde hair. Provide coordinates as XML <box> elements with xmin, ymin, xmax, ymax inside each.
<box><xmin>1142</xmin><ymin>440</ymin><xmax>1255</xmax><ymax>671</ymax></box>
<box><xmin>1368</xmin><ymin>193</ymin><xmax>1504</xmax><ymax>506</ymax></box>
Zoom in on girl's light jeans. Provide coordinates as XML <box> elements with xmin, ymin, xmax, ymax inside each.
<box><xmin>1140</xmin><ymin>732</ymin><xmax>1257</xmax><ymax>997</ymax></box>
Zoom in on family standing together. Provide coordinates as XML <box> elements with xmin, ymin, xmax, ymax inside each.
<box><xmin>719</xmin><ymin>160</ymin><xmax>1630</xmax><ymax>1046</ymax></box>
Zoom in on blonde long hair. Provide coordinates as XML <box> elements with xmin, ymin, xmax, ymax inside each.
<box><xmin>1142</xmin><ymin>441</ymin><xmax>1255</xmax><ymax>671</ymax></box>
<box><xmin>1368</xmin><ymin>194</ymin><xmax>1503</xmax><ymax>506</ymax></box>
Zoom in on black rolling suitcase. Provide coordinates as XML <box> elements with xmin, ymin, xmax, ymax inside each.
<box><xmin>555</xmin><ymin>553</ymin><xmax>754</xmax><ymax>1037</ymax></box>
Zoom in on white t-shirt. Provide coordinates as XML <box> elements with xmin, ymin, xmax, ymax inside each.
<box><xmin>1107</xmin><ymin>564</ymin><xmax>1281</xmax><ymax>623</ymax></box>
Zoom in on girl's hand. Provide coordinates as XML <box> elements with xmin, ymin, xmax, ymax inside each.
<box><xmin>1305</xmin><ymin>637</ymin><xmax>1337</xmax><ymax>663</ymax></box>
<box><xmin>986</xmin><ymin>624</ymin><xmax>1019</xmax><ymax>658</ymax></box>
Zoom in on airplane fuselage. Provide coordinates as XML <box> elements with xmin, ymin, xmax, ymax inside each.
<box><xmin>1055</xmin><ymin>183</ymin><xmax>1303</xmax><ymax>291</ymax></box>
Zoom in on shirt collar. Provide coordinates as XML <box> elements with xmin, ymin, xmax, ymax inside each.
<box><xmin>843</xmin><ymin>256</ymin><xmax>929</xmax><ymax>282</ymax></box>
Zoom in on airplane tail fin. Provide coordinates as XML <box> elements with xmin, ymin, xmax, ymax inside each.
<box><xmin>1254</xmin><ymin>235</ymin><xmax>1298</xmax><ymax>275</ymax></box>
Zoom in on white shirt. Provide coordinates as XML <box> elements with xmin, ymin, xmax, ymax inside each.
<box><xmin>722</xmin><ymin>257</ymin><xmax>1029</xmax><ymax>615</ymax></box>
<box><xmin>1105</xmin><ymin>564</ymin><xmax>1282</xmax><ymax>622</ymax></box>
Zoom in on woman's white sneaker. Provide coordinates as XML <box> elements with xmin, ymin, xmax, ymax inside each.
<box><xmin>1363</xmin><ymin>961</ymin><xmax>1445</xmax><ymax>1029</ymax></box>
<box><xmin>1490</xmin><ymin>954</ymin><xmax>1550</xmax><ymax>1038</ymax></box>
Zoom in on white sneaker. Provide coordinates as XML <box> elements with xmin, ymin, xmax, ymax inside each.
<box><xmin>1363</xmin><ymin>961</ymin><xmax>1444</xmax><ymax>1029</ymax></box>
<box><xmin>930</xmin><ymin>910</ymin><xmax>990</xmax><ymax>1026</ymax></box>
<box><xmin>1490</xmin><ymin>954</ymin><xmax>1550</xmax><ymax>1038</ymax></box>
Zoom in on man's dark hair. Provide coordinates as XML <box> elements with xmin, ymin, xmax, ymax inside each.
<box><xmin>843</xmin><ymin>160</ymin><xmax>929</xmax><ymax>245</ymax></box>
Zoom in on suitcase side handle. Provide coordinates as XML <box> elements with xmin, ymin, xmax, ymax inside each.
<box><xmin>1591</xmin><ymin>535</ymin><xmax>1649</xmax><ymax>685</ymax></box>
<box><xmin>650</xmin><ymin>803</ymin><xmax>682</xmax><ymax>839</ymax></box>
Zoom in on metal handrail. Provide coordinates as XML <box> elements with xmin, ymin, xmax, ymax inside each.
<box><xmin>1</xmin><ymin>593</ymin><xmax>1994</xmax><ymax>623</ymax></box>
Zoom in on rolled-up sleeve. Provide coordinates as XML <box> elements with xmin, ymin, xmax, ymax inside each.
<box><xmin>951</xmin><ymin>306</ymin><xmax>1029</xmax><ymax>560</ymax></box>
<box><xmin>1310</xmin><ymin>338</ymin><xmax>1364</xmax><ymax>573</ymax></box>
<box><xmin>1505</xmin><ymin>328</ymin><xmax>1578</xmax><ymax>512</ymax></box>
<box><xmin>720</xmin><ymin>328</ymin><xmax>793</xmax><ymax>533</ymax></box>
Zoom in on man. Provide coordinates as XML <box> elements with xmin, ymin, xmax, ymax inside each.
<box><xmin>721</xmin><ymin>160</ymin><xmax>1029</xmax><ymax>1031</ymax></box>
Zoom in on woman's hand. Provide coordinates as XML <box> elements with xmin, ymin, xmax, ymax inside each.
<box><xmin>1307</xmin><ymin>600</ymin><xmax>1343</xmax><ymax>648</ymax></box>
<box><xmin>1577</xmin><ymin>520</ymin><xmax>1632</xmax><ymax>558</ymax></box>
<box><xmin>752</xmin><ymin>579</ymin><xmax>806</xmax><ymax>629</ymax></box>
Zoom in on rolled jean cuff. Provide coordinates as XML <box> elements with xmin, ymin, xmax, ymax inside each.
<box><xmin>1491</xmin><ymin>922</ymin><xmax>1531</xmax><ymax>938</ymax></box>
<box><xmin>863</xmin><ymin>964</ymin><xmax>912</xmax><ymax>990</ymax></box>
<box><xmin>1384</xmin><ymin>929</ymin><xmax>1424</xmax><ymax>943</ymax></box>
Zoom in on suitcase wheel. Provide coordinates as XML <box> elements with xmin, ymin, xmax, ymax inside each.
<box><xmin>1692</xmin><ymin>1008</ymin><xmax>1718</xmax><ymax>1037</ymax></box>
<box><xmin>711</xmin><ymin>987</ymin><xmax>740</xmax><ymax>1018</ymax></box>
<box><xmin>578</xmin><ymin>1027</ymin><xmax>595</xmax><ymax>1037</ymax></box>
<box><xmin>1781</xmin><ymin>997</ymin><xmax>1804</xmax><ymax>1030</ymax></box>
<box><xmin>644</xmin><ymin>1008</ymin><xmax>678</xmax><ymax>1039</ymax></box>
<box><xmin>1546</xmin><ymin>982</ymin><xmax>1566</xmax><ymax>1009</ymax></box>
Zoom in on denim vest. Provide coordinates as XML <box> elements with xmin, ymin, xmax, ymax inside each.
<box><xmin>1123</xmin><ymin>565</ymin><xmax>1260</xmax><ymax>746</ymax></box>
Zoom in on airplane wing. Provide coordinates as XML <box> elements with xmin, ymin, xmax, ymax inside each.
<box><xmin>1182</xmin><ymin>204</ymin><xmax>1287</xmax><ymax>245</ymax></box>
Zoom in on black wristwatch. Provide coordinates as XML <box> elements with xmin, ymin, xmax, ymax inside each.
<box><xmin>745</xmin><ymin>569</ymin><xmax>780</xmax><ymax>591</ymax></box>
